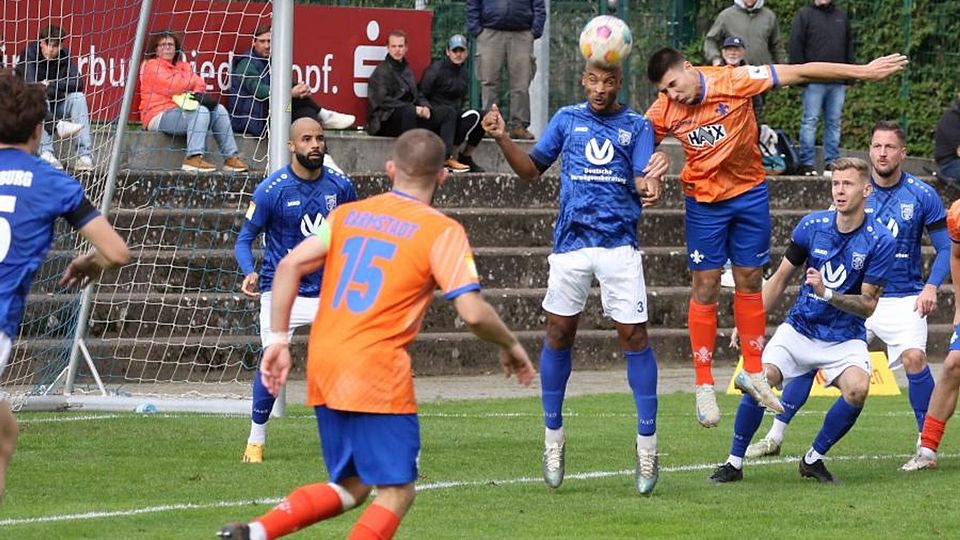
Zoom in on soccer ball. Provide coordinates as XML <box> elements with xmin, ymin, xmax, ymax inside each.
<box><xmin>578</xmin><ymin>15</ymin><xmax>632</xmax><ymax>68</ymax></box>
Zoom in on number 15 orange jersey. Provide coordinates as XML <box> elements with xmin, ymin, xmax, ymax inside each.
<box><xmin>645</xmin><ymin>65</ymin><xmax>779</xmax><ymax>203</ymax></box>
<box><xmin>306</xmin><ymin>191</ymin><xmax>481</xmax><ymax>414</ymax></box>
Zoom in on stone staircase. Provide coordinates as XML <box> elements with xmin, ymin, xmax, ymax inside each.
<box><xmin>18</xmin><ymin>166</ymin><xmax>959</xmax><ymax>383</ymax></box>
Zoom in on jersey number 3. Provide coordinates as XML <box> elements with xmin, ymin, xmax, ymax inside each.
<box><xmin>0</xmin><ymin>195</ymin><xmax>16</xmax><ymax>262</ymax></box>
<box><xmin>332</xmin><ymin>236</ymin><xmax>398</xmax><ymax>313</ymax></box>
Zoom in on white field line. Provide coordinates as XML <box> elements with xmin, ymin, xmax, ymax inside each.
<box><xmin>1</xmin><ymin>451</ymin><xmax>952</xmax><ymax>528</ymax></box>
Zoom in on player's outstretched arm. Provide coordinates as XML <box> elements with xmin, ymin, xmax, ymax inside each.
<box><xmin>452</xmin><ymin>291</ymin><xmax>535</xmax><ymax>385</ymax></box>
<box><xmin>774</xmin><ymin>53</ymin><xmax>908</xmax><ymax>87</ymax></box>
<box><xmin>482</xmin><ymin>104</ymin><xmax>540</xmax><ymax>181</ymax></box>
<box><xmin>59</xmin><ymin>216</ymin><xmax>130</xmax><ymax>288</ymax></box>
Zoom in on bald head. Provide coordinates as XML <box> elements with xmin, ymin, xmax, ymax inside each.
<box><xmin>391</xmin><ymin>129</ymin><xmax>446</xmax><ymax>185</ymax></box>
<box><xmin>288</xmin><ymin>117</ymin><xmax>325</xmax><ymax>173</ymax></box>
<box><xmin>290</xmin><ymin>116</ymin><xmax>323</xmax><ymax>140</ymax></box>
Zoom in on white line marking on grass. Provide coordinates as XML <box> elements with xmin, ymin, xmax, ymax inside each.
<box><xmin>3</xmin><ymin>451</ymin><xmax>953</xmax><ymax>527</ymax></box>
<box><xmin>18</xmin><ymin>414</ymin><xmax>124</xmax><ymax>424</ymax></box>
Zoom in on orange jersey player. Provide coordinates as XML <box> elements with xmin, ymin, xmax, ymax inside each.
<box><xmin>644</xmin><ymin>47</ymin><xmax>907</xmax><ymax>429</ymax></box>
<box><xmin>219</xmin><ymin>129</ymin><xmax>534</xmax><ymax>540</ymax></box>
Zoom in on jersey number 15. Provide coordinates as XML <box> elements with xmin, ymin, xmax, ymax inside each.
<box><xmin>332</xmin><ymin>236</ymin><xmax>398</xmax><ymax>313</ymax></box>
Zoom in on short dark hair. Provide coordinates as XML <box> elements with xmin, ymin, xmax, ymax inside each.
<box><xmin>388</xmin><ymin>29</ymin><xmax>407</xmax><ymax>43</ymax></box>
<box><xmin>0</xmin><ymin>69</ymin><xmax>48</xmax><ymax>144</ymax></box>
<box><xmin>647</xmin><ymin>47</ymin><xmax>686</xmax><ymax>83</ymax></box>
<box><xmin>39</xmin><ymin>25</ymin><xmax>65</xmax><ymax>43</ymax></box>
<box><xmin>253</xmin><ymin>24</ymin><xmax>271</xmax><ymax>38</ymax></box>
<box><xmin>145</xmin><ymin>31</ymin><xmax>183</xmax><ymax>64</ymax></box>
<box><xmin>872</xmin><ymin>120</ymin><xmax>906</xmax><ymax>146</ymax></box>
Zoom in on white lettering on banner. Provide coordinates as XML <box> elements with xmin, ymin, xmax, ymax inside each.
<box><xmin>354</xmin><ymin>20</ymin><xmax>388</xmax><ymax>98</ymax></box>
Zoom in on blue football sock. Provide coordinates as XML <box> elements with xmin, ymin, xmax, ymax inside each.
<box><xmin>731</xmin><ymin>394</ymin><xmax>766</xmax><ymax>458</ymax></box>
<box><xmin>906</xmin><ymin>366</ymin><xmax>935</xmax><ymax>431</ymax></box>
<box><xmin>251</xmin><ymin>368</ymin><xmax>276</xmax><ymax>425</ymax></box>
<box><xmin>540</xmin><ymin>342</ymin><xmax>573</xmax><ymax>430</ymax></box>
<box><xmin>625</xmin><ymin>347</ymin><xmax>658</xmax><ymax>436</ymax></box>
<box><xmin>777</xmin><ymin>370</ymin><xmax>816</xmax><ymax>424</ymax></box>
<box><xmin>812</xmin><ymin>397</ymin><xmax>862</xmax><ymax>455</ymax></box>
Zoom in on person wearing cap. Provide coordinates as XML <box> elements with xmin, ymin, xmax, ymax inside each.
<box><xmin>721</xmin><ymin>36</ymin><xmax>747</xmax><ymax>66</ymax></box>
<box><xmin>703</xmin><ymin>1</ymin><xmax>786</xmax><ymax>67</ymax></box>
<box><xmin>17</xmin><ymin>25</ymin><xmax>95</xmax><ymax>172</ymax></box>
<box><xmin>418</xmin><ymin>34</ymin><xmax>486</xmax><ymax>172</ymax></box>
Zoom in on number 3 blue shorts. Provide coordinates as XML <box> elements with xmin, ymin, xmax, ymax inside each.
<box><xmin>684</xmin><ymin>182</ymin><xmax>771</xmax><ymax>270</ymax></box>
<box><xmin>314</xmin><ymin>405</ymin><xmax>420</xmax><ymax>486</ymax></box>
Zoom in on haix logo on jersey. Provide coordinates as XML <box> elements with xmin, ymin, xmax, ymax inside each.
<box><xmin>813</xmin><ymin>248</ymin><xmax>828</xmax><ymax>256</ymax></box>
<box><xmin>585</xmin><ymin>138</ymin><xmax>614</xmax><ymax>165</ymax></box>
<box><xmin>821</xmin><ymin>261</ymin><xmax>847</xmax><ymax>288</ymax></box>
<box><xmin>300</xmin><ymin>213</ymin><xmax>325</xmax><ymax>237</ymax></box>
<box><xmin>287</xmin><ymin>200</ymin><xmax>301</xmax><ymax>207</ymax></box>
<box><xmin>574</xmin><ymin>126</ymin><xmax>589</xmax><ymax>133</ymax></box>
<box><xmin>686</xmin><ymin>124</ymin><xmax>726</xmax><ymax>148</ymax></box>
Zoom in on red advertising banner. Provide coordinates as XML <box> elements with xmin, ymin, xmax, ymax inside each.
<box><xmin>1</xmin><ymin>1</ymin><xmax>433</xmax><ymax>125</ymax></box>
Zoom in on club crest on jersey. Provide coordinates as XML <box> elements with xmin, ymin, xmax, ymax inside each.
<box><xmin>851</xmin><ymin>252</ymin><xmax>866</xmax><ymax>271</ymax></box>
<box><xmin>300</xmin><ymin>213</ymin><xmax>325</xmax><ymax>237</ymax></box>
<box><xmin>325</xmin><ymin>194</ymin><xmax>338</xmax><ymax>212</ymax></box>
<box><xmin>900</xmin><ymin>203</ymin><xmax>914</xmax><ymax>221</ymax></box>
<box><xmin>821</xmin><ymin>261</ymin><xmax>847</xmax><ymax>288</ymax></box>
<box><xmin>585</xmin><ymin>138</ymin><xmax>614</xmax><ymax>165</ymax></box>
<box><xmin>686</xmin><ymin>124</ymin><xmax>726</xmax><ymax>148</ymax></box>
<box><xmin>618</xmin><ymin>128</ymin><xmax>631</xmax><ymax>146</ymax></box>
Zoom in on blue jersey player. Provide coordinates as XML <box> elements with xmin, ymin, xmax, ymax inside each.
<box><xmin>748</xmin><ymin>121</ymin><xmax>950</xmax><ymax>459</ymax></box>
<box><xmin>482</xmin><ymin>61</ymin><xmax>668</xmax><ymax>495</ymax></box>
<box><xmin>0</xmin><ymin>70</ymin><xmax>129</xmax><ymax>500</ymax></box>
<box><xmin>711</xmin><ymin>158</ymin><xmax>895</xmax><ymax>484</ymax></box>
<box><xmin>234</xmin><ymin>117</ymin><xmax>357</xmax><ymax>463</ymax></box>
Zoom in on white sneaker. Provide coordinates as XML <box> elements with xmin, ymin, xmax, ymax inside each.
<box><xmin>635</xmin><ymin>444</ymin><xmax>659</xmax><ymax>496</ymax></box>
<box><xmin>734</xmin><ymin>371</ymin><xmax>784</xmax><ymax>414</ymax></box>
<box><xmin>542</xmin><ymin>440</ymin><xmax>565</xmax><ymax>489</ymax></box>
<box><xmin>74</xmin><ymin>155</ymin><xmax>95</xmax><ymax>172</ymax></box>
<box><xmin>745</xmin><ymin>436</ymin><xmax>782</xmax><ymax>458</ymax></box>
<box><xmin>320</xmin><ymin>110</ymin><xmax>355</xmax><ymax>130</ymax></box>
<box><xmin>56</xmin><ymin>119</ymin><xmax>83</xmax><ymax>138</ymax></box>
<box><xmin>695</xmin><ymin>384</ymin><xmax>721</xmax><ymax>428</ymax></box>
<box><xmin>901</xmin><ymin>449</ymin><xmax>936</xmax><ymax>472</ymax></box>
<box><xmin>40</xmin><ymin>151</ymin><xmax>63</xmax><ymax>169</ymax></box>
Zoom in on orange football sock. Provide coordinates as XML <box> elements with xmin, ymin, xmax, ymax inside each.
<box><xmin>734</xmin><ymin>291</ymin><xmax>765</xmax><ymax>374</ymax></box>
<box><xmin>689</xmin><ymin>299</ymin><xmax>718</xmax><ymax>386</ymax></box>
<box><xmin>256</xmin><ymin>483</ymin><xmax>345</xmax><ymax>539</ymax></box>
<box><xmin>348</xmin><ymin>503</ymin><xmax>401</xmax><ymax>540</ymax></box>
<box><xmin>921</xmin><ymin>415</ymin><xmax>947</xmax><ymax>452</ymax></box>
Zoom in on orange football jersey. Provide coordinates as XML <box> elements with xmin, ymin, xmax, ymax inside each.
<box><xmin>305</xmin><ymin>191</ymin><xmax>481</xmax><ymax>414</ymax></box>
<box><xmin>646</xmin><ymin>65</ymin><xmax>778</xmax><ymax>203</ymax></box>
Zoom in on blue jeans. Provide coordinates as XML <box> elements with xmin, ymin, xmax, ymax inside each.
<box><xmin>156</xmin><ymin>104</ymin><xmax>239</xmax><ymax>158</ymax></box>
<box><xmin>40</xmin><ymin>92</ymin><xmax>93</xmax><ymax>158</ymax></box>
<box><xmin>941</xmin><ymin>158</ymin><xmax>960</xmax><ymax>181</ymax></box>
<box><xmin>799</xmin><ymin>83</ymin><xmax>846</xmax><ymax>167</ymax></box>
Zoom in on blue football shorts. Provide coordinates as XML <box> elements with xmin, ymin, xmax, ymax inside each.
<box><xmin>950</xmin><ymin>324</ymin><xmax>960</xmax><ymax>352</ymax></box>
<box><xmin>684</xmin><ymin>182</ymin><xmax>771</xmax><ymax>270</ymax></box>
<box><xmin>314</xmin><ymin>405</ymin><xmax>420</xmax><ymax>486</ymax></box>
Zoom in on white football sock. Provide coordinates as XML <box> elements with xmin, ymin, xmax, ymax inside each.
<box><xmin>726</xmin><ymin>455</ymin><xmax>743</xmax><ymax>469</ymax></box>
<box><xmin>767</xmin><ymin>418</ymin><xmax>788</xmax><ymax>443</ymax></box>
<box><xmin>248</xmin><ymin>421</ymin><xmax>267</xmax><ymax>444</ymax></box>
<box><xmin>545</xmin><ymin>426</ymin><xmax>565</xmax><ymax>445</ymax></box>
<box><xmin>248</xmin><ymin>522</ymin><xmax>267</xmax><ymax>540</ymax></box>
<box><xmin>804</xmin><ymin>447</ymin><xmax>825</xmax><ymax>465</ymax></box>
<box><xmin>636</xmin><ymin>433</ymin><xmax>657</xmax><ymax>451</ymax></box>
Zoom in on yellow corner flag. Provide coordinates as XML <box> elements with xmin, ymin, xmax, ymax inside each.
<box><xmin>725</xmin><ymin>351</ymin><xmax>901</xmax><ymax>397</ymax></box>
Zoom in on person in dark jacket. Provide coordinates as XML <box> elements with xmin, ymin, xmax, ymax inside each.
<box><xmin>934</xmin><ymin>98</ymin><xmax>960</xmax><ymax>181</ymax></box>
<box><xmin>229</xmin><ymin>25</ymin><xmax>354</xmax><ymax>139</ymax></box>
<box><xmin>466</xmin><ymin>0</ymin><xmax>546</xmax><ymax>140</ymax></box>
<box><xmin>366</xmin><ymin>30</ymin><xmax>468</xmax><ymax>173</ymax></box>
<box><xmin>18</xmin><ymin>25</ymin><xmax>93</xmax><ymax>171</ymax></box>
<box><xmin>790</xmin><ymin>0</ymin><xmax>855</xmax><ymax>177</ymax></box>
<box><xmin>419</xmin><ymin>34</ymin><xmax>485</xmax><ymax>172</ymax></box>
<box><xmin>704</xmin><ymin>0</ymin><xmax>787</xmax><ymax>67</ymax></box>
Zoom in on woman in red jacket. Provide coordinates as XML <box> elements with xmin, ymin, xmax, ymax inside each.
<box><xmin>139</xmin><ymin>31</ymin><xmax>247</xmax><ymax>172</ymax></box>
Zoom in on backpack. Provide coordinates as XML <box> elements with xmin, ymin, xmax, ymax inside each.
<box><xmin>759</xmin><ymin>125</ymin><xmax>785</xmax><ymax>174</ymax></box>
<box><xmin>773</xmin><ymin>128</ymin><xmax>800</xmax><ymax>175</ymax></box>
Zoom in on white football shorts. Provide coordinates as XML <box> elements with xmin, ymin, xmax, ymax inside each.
<box><xmin>865</xmin><ymin>295</ymin><xmax>927</xmax><ymax>369</ymax></box>
<box><xmin>763</xmin><ymin>323</ymin><xmax>871</xmax><ymax>387</ymax></box>
<box><xmin>542</xmin><ymin>245</ymin><xmax>649</xmax><ymax>324</ymax></box>
<box><xmin>259</xmin><ymin>292</ymin><xmax>320</xmax><ymax>347</ymax></box>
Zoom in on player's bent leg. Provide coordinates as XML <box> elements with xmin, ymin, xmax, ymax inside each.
<box><xmin>690</xmin><ymin>270</ymin><xmax>722</xmax><ymax>426</ymax></box>
<box><xmin>746</xmin><ymin>369</ymin><xmax>816</xmax><ymax>459</ymax></box>
<box><xmin>802</xmin><ymin>366</ymin><xmax>869</xmax><ymax>483</ymax></box>
<box><xmin>901</xmin><ymin>348</ymin><xmax>935</xmax><ymax>433</ymax></box>
<box><xmin>905</xmin><ymin>348</ymin><xmax>960</xmax><ymax>470</ymax></box>
<box><xmin>348</xmin><ymin>484</ymin><xmax>415</xmax><ymax>540</ymax></box>
<box><xmin>0</xmin><ymin>400</ymin><xmax>18</xmax><ymax>502</ymax></box>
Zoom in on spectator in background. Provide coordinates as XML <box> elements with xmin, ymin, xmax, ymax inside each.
<box><xmin>704</xmin><ymin>1</ymin><xmax>786</xmax><ymax>67</ymax></box>
<box><xmin>790</xmin><ymin>0</ymin><xmax>855</xmax><ymax>177</ymax></box>
<box><xmin>229</xmin><ymin>25</ymin><xmax>355</xmax><ymax>139</ymax></box>
<box><xmin>719</xmin><ymin>36</ymin><xmax>764</xmax><ymax>126</ymax></box>
<box><xmin>466</xmin><ymin>0</ymin><xmax>545</xmax><ymax>141</ymax></box>
<box><xmin>366</xmin><ymin>30</ymin><xmax>469</xmax><ymax>173</ymax></box>
<box><xmin>18</xmin><ymin>25</ymin><xmax>94</xmax><ymax>171</ymax></box>
<box><xmin>419</xmin><ymin>34</ymin><xmax>486</xmax><ymax>172</ymax></box>
<box><xmin>139</xmin><ymin>30</ymin><xmax>248</xmax><ymax>173</ymax></box>
<box><xmin>934</xmin><ymin>98</ymin><xmax>960</xmax><ymax>182</ymax></box>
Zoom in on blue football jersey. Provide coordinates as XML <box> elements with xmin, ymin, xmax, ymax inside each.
<box><xmin>866</xmin><ymin>172</ymin><xmax>947</xmax><ymax>297</ymax></box>
<box><xmin>786</xmin><ymin>210</ymin><xmax>896</xmax><ymax>343</ymax></box>
<box><xmin>0</xmin><ymin>148</ymin><xmax>100</xmax><ymax>338</ymax></box>
<box><xmin>242</xmin><ymin>165</ymin><xmax>357</xmax><ymax>296</ymax></box>
<box><xmin>530</xmin><ymin>103</ymin><xmax>655</xmax><ymax>253</ymax></box>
